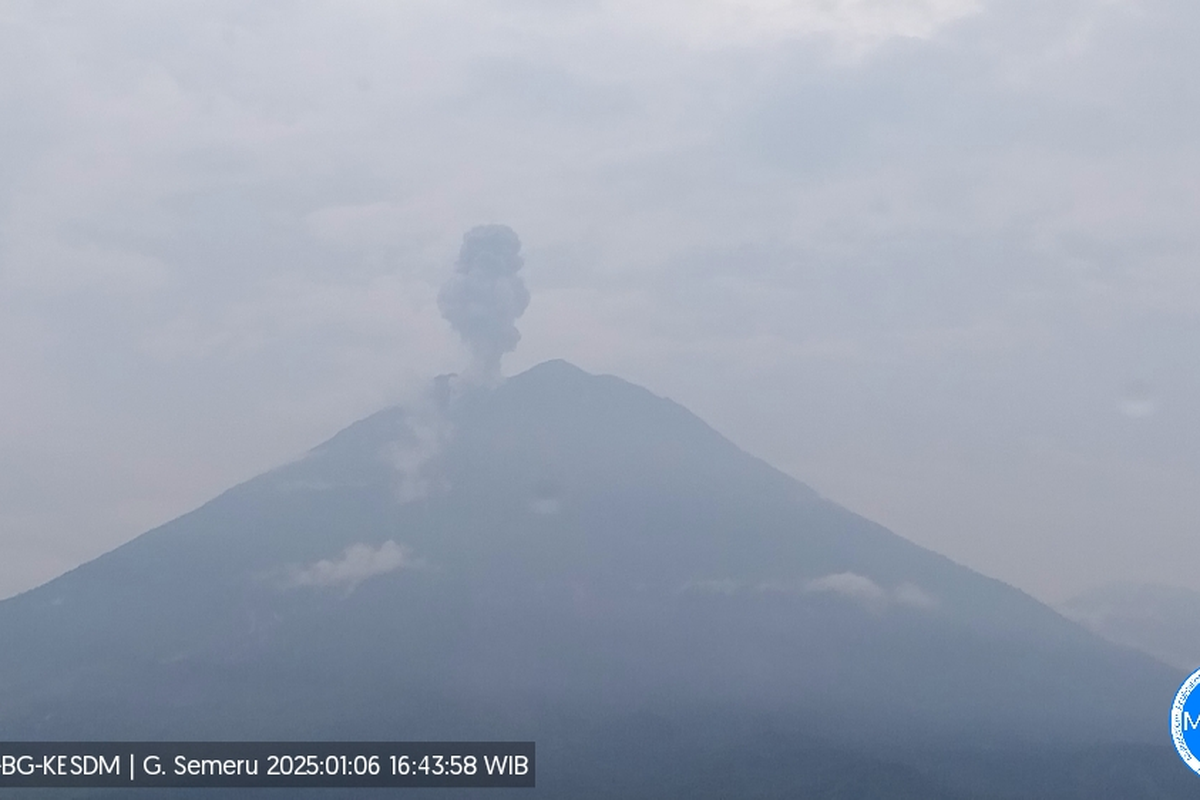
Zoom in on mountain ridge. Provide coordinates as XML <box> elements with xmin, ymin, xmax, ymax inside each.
<box><xmin>0</xmin><ymin>360</ymin><xmax>1185</xmax><ymax>799</ymax></box>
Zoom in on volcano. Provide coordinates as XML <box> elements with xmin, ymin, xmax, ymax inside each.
<box><xmin>0</xmin><ymin>360</ymin><xmax>1187</xmax><ymax>797</ymax></box>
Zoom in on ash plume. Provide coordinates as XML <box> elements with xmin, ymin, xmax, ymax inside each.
<box><xmin>438</xmin><ymin>224</ymin><xmax>530</xmax><ymax>384</ymax></box>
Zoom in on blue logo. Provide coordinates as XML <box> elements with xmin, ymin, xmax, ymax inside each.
<box><xmin>1171</xmin><ymin>667</ymin><xmax>1200</xmax><ymax>775</ymax></box>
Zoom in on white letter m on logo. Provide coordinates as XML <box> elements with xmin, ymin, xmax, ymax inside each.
<box><xmin>1185</xmin><ymin>712</ymin><xmax>1200</xmax><ymax>731</ymax></box>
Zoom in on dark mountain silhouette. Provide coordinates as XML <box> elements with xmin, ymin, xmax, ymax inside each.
<box><xmin>0</xmin><ymin>360</ymin><xmax>1190</xmax><ymax>797</ymax></box>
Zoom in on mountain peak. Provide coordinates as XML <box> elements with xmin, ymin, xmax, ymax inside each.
<box><xmin>516</xmin><ymin>358</ymin><xmax>590</xmax><ymax>379</ymax></box>
<box><xmin>0</xmin><ymin>363</ymin><xmax>1179</xmax><ymax>753</ymax></box>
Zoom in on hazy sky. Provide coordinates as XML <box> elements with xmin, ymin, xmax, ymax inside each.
<box><xmin>1</xmin><ymin>0</ymin><xmax>1198</xmax><ymax>603</ymax></box>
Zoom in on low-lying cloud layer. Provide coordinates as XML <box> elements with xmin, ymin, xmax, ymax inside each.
<box><xmin>805</xmin><ymin>572</ymin><xmax>938</xmax><ymax>610</ymax></box>
<box><xmin>286</xmin><ymin>541</ymin><xmax>414</xmax><ymax>593</ymax></box>
<box><xmin>683</xmin><ymin>572</ymin><xmax>938</xmax><ymax>611</ymax></box>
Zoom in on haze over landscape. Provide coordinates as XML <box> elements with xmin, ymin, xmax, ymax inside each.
<box><xmin>0</xmin><ymin>323</ymin><xmax>1189</xmax><ymax>794</ymax></box>
<box><xmin>2</xmin><ymin>0</ymin><xmax>1200</xmax><ymax>609</ymax></box>
<box><xmin>2</xmin><ymin>2</ymin><xmax>1200</xmax><ymax>796</ymax></box>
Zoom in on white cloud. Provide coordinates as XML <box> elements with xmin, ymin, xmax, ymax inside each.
<box><xmin>805</xmin><ymin>572</ymin><xmax>889</xmax><ymax>606</ymax></box>
<box><xmin>602</xmin><ymin>0</ymin><xmax>981</xmax><ymax>52</ymax></box>
<box><xmin>894</xmin><ymin>581</ymin><xmax>938</xmax><ymax>609</ymax></box>
<box><xmin>683</xmin><ymin>573</ymin><xmax>939</xmax><ymax>611</ymax></box>
<box><xmin>286</xmin><ymin>540</ymin><xmax>414</xmax><ymax>592</ymax></box>
<box><xmin>805</xmin><ymin>572</ymin><xmax>938</xmax><ymax>610</ymax></box>
<box><xmin>1</xmin><ymin>0</ymin><xmax>1199</xmax><ymax>606</ymax></box>
<box><xmin>306</xmin><ymin>203</ymin><xmax>413</xmax><ymax>249</ymax></box>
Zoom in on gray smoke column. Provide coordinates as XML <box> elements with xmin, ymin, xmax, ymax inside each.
<box><xmin>438</xmin><ymin>224</ymin><xmax>530</xmax><ymax>383</ymax></box>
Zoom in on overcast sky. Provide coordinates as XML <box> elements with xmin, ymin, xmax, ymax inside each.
<box><xmin>1</xmin><ymin>0</ymin><xmax>1198</xmax><ymax>603</ymax></box>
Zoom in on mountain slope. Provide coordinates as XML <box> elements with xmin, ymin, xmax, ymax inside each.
<box><xmin>0</xmin><ymin>361</ymin><xmax>1185</xmax><ymax>795</ymax></box>
<box><xmin>1059</xmin><ymin>583</ymin><xmax>1200</xmax><ymax>672</ymax></box>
